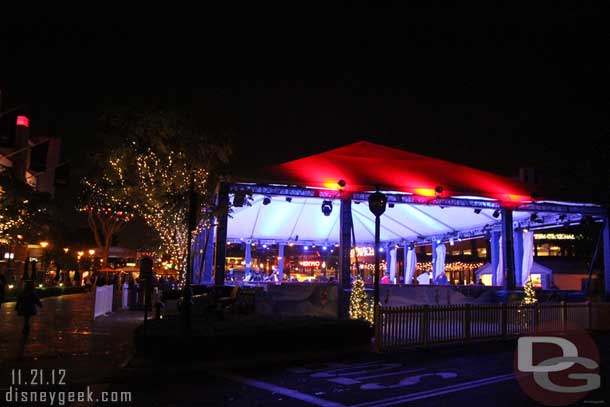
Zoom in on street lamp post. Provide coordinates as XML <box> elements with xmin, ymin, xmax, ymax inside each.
<box><xmin>40</xmin><ymin>241</ymin><xmax>49</xmax><ymax>284</ymax></box>
<box><xmin>368</xmin><ymin>187</ymin><xmax>387</xmax><ymax>329</ymax></box>
<box><xmin>88</xmin><ymin>249</ymin><xmax>96</xmax><ymax>282</ymax></box>
<box><xmin>77</xmin><ymin>251</ymin><xmax>84</xmax><ymax>286</ymax></box>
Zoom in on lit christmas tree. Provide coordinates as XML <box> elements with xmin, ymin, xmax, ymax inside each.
<box><xmin>522</xmin><ymin>277</ymin><xmax>538</xmax><ymax>305</ymax></box>
<box><xmin>349</xmin><ymin>276</ymin><xmax>374</xmax><ymax>325</ymax></box>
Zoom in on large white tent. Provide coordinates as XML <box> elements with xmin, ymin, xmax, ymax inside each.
<box><xmin>196</xmin><ymin>141</ymin><xmax>608</xmax><ymax>296</ymax></box>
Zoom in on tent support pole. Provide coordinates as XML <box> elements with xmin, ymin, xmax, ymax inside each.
<box><xmin>501</xmin><ymin>208</ymin><xmax>516</xmax><ymax>291</ymax></box>
<box><xmin>214</xmin><ymin>182</ymin><xmax>229</xmax><ymax>286</ymax></box>
<box><xmin>339</xmin><ymin>199</ymin><xmax>352</xmax><ymax>318</ymax></box>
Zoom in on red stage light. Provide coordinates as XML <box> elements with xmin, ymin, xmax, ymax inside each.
<box><xmin>16</xmin><ymin>116</ymin><xmax>30</xmax><ymax>127</ymax></box>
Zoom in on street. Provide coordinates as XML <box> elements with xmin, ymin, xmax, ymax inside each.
<box><xmin>106</xmin><ymin>334</ymin><xmax>610</xmax><ymax>406</ymax></box>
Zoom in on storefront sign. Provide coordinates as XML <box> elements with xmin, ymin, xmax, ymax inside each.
<box><xmin>351</xmin><ymin>247</ymin><xmax>375</xmax><ymax>257</ymax></box>
<box><xmin>534</xmin><ymin>233</ymin><xmax>575</xmax><ymax>241</ymax></box>
<box><xmin>299</xmin><ymin>261</ymin><xmax>321</xmax><ymax>267</ymax></box>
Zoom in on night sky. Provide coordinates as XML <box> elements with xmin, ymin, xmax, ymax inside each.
<box><xmin>1</xmin><ymin>5</ymin><xmax>609</xmax><ymax>246</ymax></box>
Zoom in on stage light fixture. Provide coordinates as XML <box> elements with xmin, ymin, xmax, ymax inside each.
<box><xmin>435</xmin><ymin>185</ymin><xmax>443</xmax><ymax>197</ymax></box>
<box><xmin>263</xmin><ymin>196</ymin><xmax>271</xmax><ymax>205</ymax></box>
<box><xmin>338</xmin><ymin>179</ymin><xmax>346</xmax><ymax>190</ymax></box>
<box><xmin>388</xmin><ymin>203</ymin><xmax>395</xmax><ymax>208</ymax></box>
<box><xmin>492</xmin><ymin>210</ymin><xmax>500</xmax><ymax>218</ymax></box>
<box><xmin>321</xmin><ymin>200</ymin><xmax>333</xmax><ymax>216</ymax></box>
<box><xmin>285</xmin><ymin>197</ymin><xmax>292</xmax><ymax>202</ymax></box>
<box><xmin>233</xmin><ymin>191</ymin><xmax>246</xmax><ymax>207</ymax></box>
<box><xmin>474</xmin><ymin>209</ymin><xmax>482</xmax><ymax>214</ymax></box>
<box><xmin>304</xmin><ymin>245</ymin><xmax>309</xmax><ymax>251</ymax></box>
<box><xmin>449</xmin><ymin>238</ymin><xmax>454</xmax><ymax>246</ymax></box>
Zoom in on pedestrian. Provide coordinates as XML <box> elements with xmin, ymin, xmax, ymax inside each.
<box><xmin>381</xmin><ymin>271</ymin><xmax>390</xmax><ymax>285</ymax></box>
<box><xmin>152</xmin><ymin>287</ymin><xmax>164</xmax><ymax>319</ymax></box>
<box><xmin>15</xmin><ymin>281</ymin><xmax>43</xmax><ymax>335</ymax></box>
<box><xmin>0</xmin><ymin>271</ymin><xmax>7</xmax><ymax>310</ymax></box>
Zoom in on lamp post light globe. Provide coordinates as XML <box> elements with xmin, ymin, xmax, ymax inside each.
<box><xmin>368</xmin><ymin>190</ymin><xmax>388</xmax><ymax>217</ymax></box>
<box><xmin>88</xmin><ymin>249</ymin><xmax>95</xmax><ymax>256</ymax></box>
<box><xmin>39</xmin><ymin>241</ymin><xmax>49</xmax><ymax>249</ymax></box>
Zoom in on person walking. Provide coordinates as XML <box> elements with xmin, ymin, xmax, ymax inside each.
<box><xmin>16</xmin><ymin>281</ymin><xmax>42</xmax><ymax>335</ymax></box>
<box><xmin>152</xmin><ymin>287</ymin><xmax>164</xmax><ymax>319</ymax></box>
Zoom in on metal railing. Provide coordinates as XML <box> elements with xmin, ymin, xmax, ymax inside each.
<box><xmin>375</xmin><ymin>302</ymin><xmax>610</xmax><ymax>351</ymax></box>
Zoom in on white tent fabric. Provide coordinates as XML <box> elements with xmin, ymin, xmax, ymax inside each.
<box><xmin>522</xmin><ymin>230</ymin><xmax>534</xmax><ymax>284</ymax></box>
<box><xmin>389</xmin><ymin>247</ymin><xmax>397</xmax><ymax>283</ymax></box>
<box><xmin>476</xmin><ymin>261</ymin><xmax>552</xmax><ymax>289</ymax></box>
<box><xmin>434</xmin><ymin>243</ymin><xmax>447</xmax><ymax>281</ymax></box>
<box><xmin>405</xmin><ymin>247</ymin><xmax>417</xmax><ymax>285</ymax></box>
<box><xmin>417</xmin><ymin>272</ymin><xmax>431</xmax><ymax>285</ymax></box>
<box><xmin>227</xmin><ymin>194</ymin><xmax>532</xmax><ymax>244</ymax></box>
<box><xmin>496</xmin><ymin>236</ymin><xmax>504</xmax><ymax>287</ymax></box>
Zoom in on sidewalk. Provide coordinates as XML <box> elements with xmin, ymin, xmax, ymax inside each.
<box><xmin>0</xmin><ymin>293</ymin><xmax>142</xmax><ymax>387</ymax></box>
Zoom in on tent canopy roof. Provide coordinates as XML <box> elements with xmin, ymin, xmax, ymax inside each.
<box><xmin>255</xmin><ymin>141</ymin><xmax>532</xmax><ymax>203</ymax></box>
<box><xmin>227</xmin><ymin>142</ymin><xmax>602</xmax><ymax>245</ymax></box>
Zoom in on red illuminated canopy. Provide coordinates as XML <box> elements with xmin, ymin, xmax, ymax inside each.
<box><xmin>258</xmin><ymin>141</ymin><xmax>532</xmax><ymax>203</ymax></box>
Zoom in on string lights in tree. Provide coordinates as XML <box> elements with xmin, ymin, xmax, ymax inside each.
<box><xmin>0</xmin><ymin>165</ymin><xmax>51</xmax><ymax>243</ymax></box>
<box><xmin>98</xmin><ymin>109</ymin><xmax>231</xmax><ymax>284</ymax></box>
<box><xmin>109</xmin><ymin>147</ymin><xmax>209</xmax><ymax>282</ymax></box>
<box><xmin>78</xmin><ymin>178</ymin><xmax>132</xmax><ymax>263</ymax></box>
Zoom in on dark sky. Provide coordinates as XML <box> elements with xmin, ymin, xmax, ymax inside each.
<box><xmin>1</xmin><ymin>4</ymin><xmax>609</xmax><ymax>208</ymax></box>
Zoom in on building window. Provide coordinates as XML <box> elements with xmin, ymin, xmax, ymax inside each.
<box><xmin>536</xmin><ymin>244</ymin><xmax>561</xmax><ymax>256</ymax></box>
<box><xmin>481</xmin><ymin>274</ymin><xmax>492</xmax><ymax>286</ymax></box>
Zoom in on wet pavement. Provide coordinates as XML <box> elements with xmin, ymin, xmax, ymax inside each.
<box><xmin>2</xmin><ymin>294</ymin><xmax>609</xmax><ymax>406</ymax></box>
<box><xmin>0</xmin><ymin>293</ymin><xmax>143</xmax><ymax>389</ymax></box>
